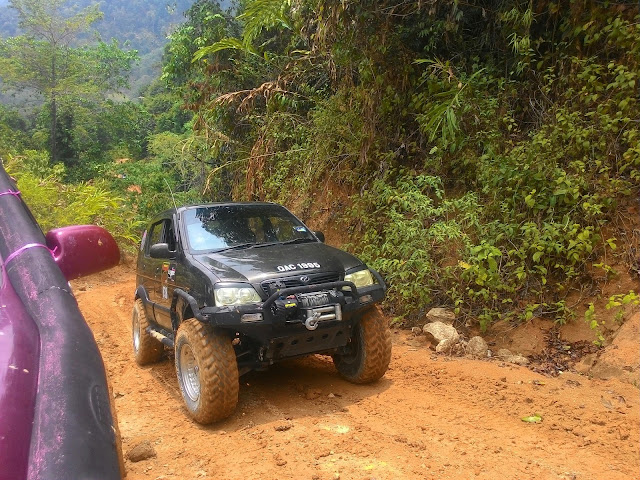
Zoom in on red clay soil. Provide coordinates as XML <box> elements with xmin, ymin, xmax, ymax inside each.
<box><xmin>74</xmin><ymin>266</ymin><xmax>640</xmax><ymax>480</ymax></box>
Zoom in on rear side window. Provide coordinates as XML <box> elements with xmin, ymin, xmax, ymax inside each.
<box><xmin>144</xmin><ymin>219</ymin><xmax>177</xmax><ymax>255</ymax></box>
<box><xmin>146</xmin><ymin>221</ymin><xmax>164</xmax><ymax>254</ymax></box>
<box><xmin>165</xmin><ymin>221</ymin><xmax>177</xmax><ymax>251</ymax></box>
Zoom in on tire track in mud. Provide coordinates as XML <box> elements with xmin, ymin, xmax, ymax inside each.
<box><xmin>74</xmin><ymin>266</ymin><xmax>640</xmax><ymax>480</ymax></box>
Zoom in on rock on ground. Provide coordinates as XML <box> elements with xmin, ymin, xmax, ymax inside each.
<box><xmin>423</xmin><ymin>321</ymin><xmax>459</xmax><ymax>344</ymax></box>
<box><xmin>426</xmin><ymin>307</ymin><xmax>456</xmax><ymax>325</ymax></box>
<box><xmin>497</xmin><ymin>348</ymin><xmax>512</xmax><ymax>358</ymax></box>
<box><xmin>507</xmin><ymin>354</ymin><xmax>530</xmax><ymax>366</ymax></box>
<box><xmin>424</xmin><ymin>321</ymin><xmax>460</xmax><ymax>353</ymax></box>
<box><xmin>497</xmin><ymin>348</ymin><xmax>530</xmax><ymax>365</ymax></box>
<box><xmin>466</xmin><ymin>336</ymin><xmax>489</xmax><ymax>358</ymax></box>
<box><xmin>126</xmin><ymin>440</ymin><xmax>156</xmax><ymax>462</ymax></box>
<box><xmin>435</xmin><ymin>337</ymin><xmax>456</xmax><ymax>353</ymax></box>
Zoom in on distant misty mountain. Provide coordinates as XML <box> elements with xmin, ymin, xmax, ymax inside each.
<box><xmin>0</xmin><ymin>0</ymin><xmax>233</xmax><ymax>96</ymax></box>
<box><xmin>0</xmin><ymin>0</ymin><xmax>233</xmax><ymax>55</ymax></box>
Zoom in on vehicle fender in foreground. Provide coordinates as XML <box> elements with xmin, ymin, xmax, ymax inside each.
<box><xmin>0</xmin><ymin>165</ymin><xmax>123</xmax><ymax>480</ymax></box>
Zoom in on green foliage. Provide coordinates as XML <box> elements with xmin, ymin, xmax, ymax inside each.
<box><xmin>344</xmin><ymin>41</ymin><xmax>637</xmax><ymax>323</ymax></box>
<box><xmin>0</xmin><ymin>0</ymin><xmax>138</xmax><ymax>165</ymax></box>
<box><xmin>311</xmin><ymin>89</ymin><xmax>369</xmax><ymax>168</ymax></box>
<box><xmin>140</xmin><ymin>80</ymin><xmax>193</xmax><ymax>135</ymax></box>
<box><xmin>163</xmin><ymin>0</ymin><xmax>233</xmax><ymax>89</ymax></box>
<box><xmin>413</xmin><ymin>62</ymin><xmax>486</xmax><ymax>151</ymax></box>
<box><xmin>606</xmin><ymin>291</ymin><xmax>640</xmax><ymax>323</ymax></box>
<box><xmin>348</xmin><ymin>170</ymin><xmax>480</xmax><ymax>320</ymax></box>
<box><xmin>32</xmin><ymin>99</ymin><xmax>152</xmax><ymax>183</ymax></box>
<box><xmin>157</xmin><ymin>0</ymin><xmax>640</xmax><ymax>329</ymax></box>
<box><xmin>4</xmin><ymin>0</ymin><xmax>637</xmax><ymax>331</ymax></box>
<box><xmin>0</xmin><ymin>105</ymin><xmax>32</xmax><ymax>157</ymax></box>
<box><xmin>4</xmin><ymin>152</ymin><xmax>141</xmax><ymax>248</ymax></box>
<box><xmin>9</xmin><ymin>0</ymin><xmax>102</xmax><ymax>36</ymax></box>
<box><xmin>584</xmin><ymin>291</ymin><xmax>638</xmax><ymax>346</ymax></box>
<box><xmin>194</xmin><ymin>0</ymin><xmax>292</xmax><ymax>59</ymax></box>
<box><xmin>251</xmin><ymin>113</ymin><xmax>313</xmax><ymax>203</ymax></box>
<box><xmin>105</xmin><ymin>132</ymin><xmax>206</xmax><ymax>220</ymax></box>
<box><xmin>584</xmin><ymin>303</ymin><xmax>605</xmax><ymax>346</ymax></box>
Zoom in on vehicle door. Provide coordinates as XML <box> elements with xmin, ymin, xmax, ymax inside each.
<box><xmin>152</xmin><ymin>217</ymin><xmax>178</xmax><ymax>330</ymax></box>
<box><xmin>139</xmin><ymin>219</ymin><xmax>165</xmax><ymax>315</ymax></box>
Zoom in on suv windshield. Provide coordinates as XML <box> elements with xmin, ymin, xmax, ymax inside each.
<box><xmin>183</xmin><ymin>204</ymin><xmax>316</xmax><ymax>252</ymax></box>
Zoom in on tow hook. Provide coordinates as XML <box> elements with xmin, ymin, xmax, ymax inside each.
<box><xmin>305</xmin><ymin>312</ymin><xmax>322</xmax><ymax>331</ymax></box>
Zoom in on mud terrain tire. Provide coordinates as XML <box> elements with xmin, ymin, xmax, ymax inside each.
<box><xmin>132</xmin><ymin>299</ymin><xmax>163</xmax><ymax>365</ymax></box>
<box><xmin>175</xmin><ymin>319</ymin><xmax>239</xmax><ymax>424</ymax></box>
<box><xmin>332</xmin><ymin>306</ymin><xmax>392</xmax><ymax>383</ymax></box>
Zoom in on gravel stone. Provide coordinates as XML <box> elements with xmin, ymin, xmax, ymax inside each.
<box><xmin>126</xmin><ymin>440</ymin><xmax>156</xmax><ymax>462</ymax></box>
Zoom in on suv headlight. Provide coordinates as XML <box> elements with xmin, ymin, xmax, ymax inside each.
<box><xmin>344</xmin><ymin>269</ymin><xmax>375</xmax><ymax>288</ymax></box>
<box><xmin>214</xmin><ymin>286</ymin><xmax>261</xmax><ymax>306</ymax></box>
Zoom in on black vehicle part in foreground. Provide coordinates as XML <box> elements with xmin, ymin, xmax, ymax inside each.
<box><xmin>0</xmin><ymin>165</ymin><xmax>123</xmax><ymax>480</ymax></box>
<box><xmin>134</xmin><ymin>202</ymin><xmax>392</xmax><ymax>425</ymax></box>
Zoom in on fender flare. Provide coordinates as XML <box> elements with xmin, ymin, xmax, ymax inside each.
<box><xmin>369</xmin><ymin>267</ymin><xmax>387</xmax><ymax>293</ymax></box>
<box><xmin>170</xmin><ymin>288</ymin><xmax>206</xmax><ymax>330</ymax></box>
<box><xmin>134</xmin><ymin>285</ymin><xmax>151</xmax><ymax>303</ymax></box>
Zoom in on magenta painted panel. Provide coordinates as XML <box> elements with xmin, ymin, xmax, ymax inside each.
<box><xmin>45</xmin><ymin>225</ymin><xmax>120</xmax><ymax>280</ymax></box>
<box><xmin>0</xmin><ymin>265</ymin><xmax>40</xmax><ymax>480</ymax></box>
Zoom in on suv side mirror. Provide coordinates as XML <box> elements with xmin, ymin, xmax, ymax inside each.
<box><xmin>314</xmin><ymin>231</ymin><xmax>325</xmax><ymax>243</ymax></box>
<box><xmin>45</xmin><ymin>225</ymin><xmax>120</xmax><ymax>281</ymax></box>
<box><xmin>149</xmin><ymin>242</ymin><xmax>172</xmax><ymax>259</ymax></box>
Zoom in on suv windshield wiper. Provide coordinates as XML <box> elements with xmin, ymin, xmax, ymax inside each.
<box><xmin>281</xmin><ymin>237</ymin><xmax>316</xmax><ymax>245</ymax></box>
<box><xmin>213</xmin><ymin>242</ymin><xmax>256</xmax><ymax>252</ymax></box>
<box><xmin>233</xmin><ymin>238</ymin><xmax>316</xmax><ymax>249</ymax></box>
<box><xmin>249</xmin><ymin>241</ymin><xmax>279</xmax><ymax>249</ymax></box>
<box><xmin>207</xmin><ymin>237</ymin><xmax>316</xmax><ymax>253</ymax></box>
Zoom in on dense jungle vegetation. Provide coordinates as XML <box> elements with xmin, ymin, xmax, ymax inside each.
<box><xmin>0</xmin><ymin>0</ymin><xmax>638</xmax><ymax>328</ymax></box>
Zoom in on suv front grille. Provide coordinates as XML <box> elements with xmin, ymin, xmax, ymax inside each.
<box><xmin>261</xmin><ymin>272</ymin><xmax>340</xmax><ymax>296</ymax></box>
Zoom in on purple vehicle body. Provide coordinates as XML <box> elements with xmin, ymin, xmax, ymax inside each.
<box><xmin>0</xmin><ymin>164</ymin><xmax>122</xmax><ymax>480</ymax></box>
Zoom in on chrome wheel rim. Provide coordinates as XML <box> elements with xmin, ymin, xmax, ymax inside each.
<box><xmin>179</xmin><ymin>344</ymin><xmax>200</xmax><ymax>402</ymax></box>
<box><xmin>132</xmin><ymin>311</ymin><xmax>140</xmax><ymax>352</ymax></box>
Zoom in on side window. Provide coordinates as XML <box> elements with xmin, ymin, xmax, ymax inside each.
<box><xmin>163</xmin><ymin>220</ymin><xmax>177</xmax><ymax>251</ymax></box>
<box><xmin>145</xmin><ymin>221</ymin><xmax>164</xmax><ymax>256</ymax></box>
<box><xmin>145</xmin><ymin>218</ymin><xmax>178</xmax><ymax>254</ymax></box>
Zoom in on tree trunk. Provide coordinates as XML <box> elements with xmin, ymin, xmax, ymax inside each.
<box><xmin>50</xmin><ymin>52</ymin><xmax>57</xmax><ymax>164</ymax></box>
<box><xmin>50</xmin><ymin>95</ymin><xmax>57</xmax><ymax>164</ymax></box>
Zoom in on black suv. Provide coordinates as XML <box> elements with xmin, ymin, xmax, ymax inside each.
<box><xmin>133</xmin><ymin>202</ymin><xmax>391</xmax><ymax>424</ymax></box>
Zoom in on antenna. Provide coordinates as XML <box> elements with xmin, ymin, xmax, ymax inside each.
<box><xmin>164</xmin><ymin>178</ymin><xmax>178</xmax><ymax>210</ymax></box>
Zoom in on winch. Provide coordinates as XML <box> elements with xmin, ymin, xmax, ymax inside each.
<box><xmin>271</xmin><ymin>290</ymin><xmax>344</xmax><ymax>329</ymax></box>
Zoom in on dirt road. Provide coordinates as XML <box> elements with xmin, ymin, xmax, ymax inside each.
<box><xmin>74</xmin><ymin>266</ymin><xmax>640</xmax><ymax>480</ymax></box>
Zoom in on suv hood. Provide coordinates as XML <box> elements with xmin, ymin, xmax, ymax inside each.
<box><xmin>194</xmin><ymin>242</ymin><xmax>364</xmax><ymax>283</ymax></box>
